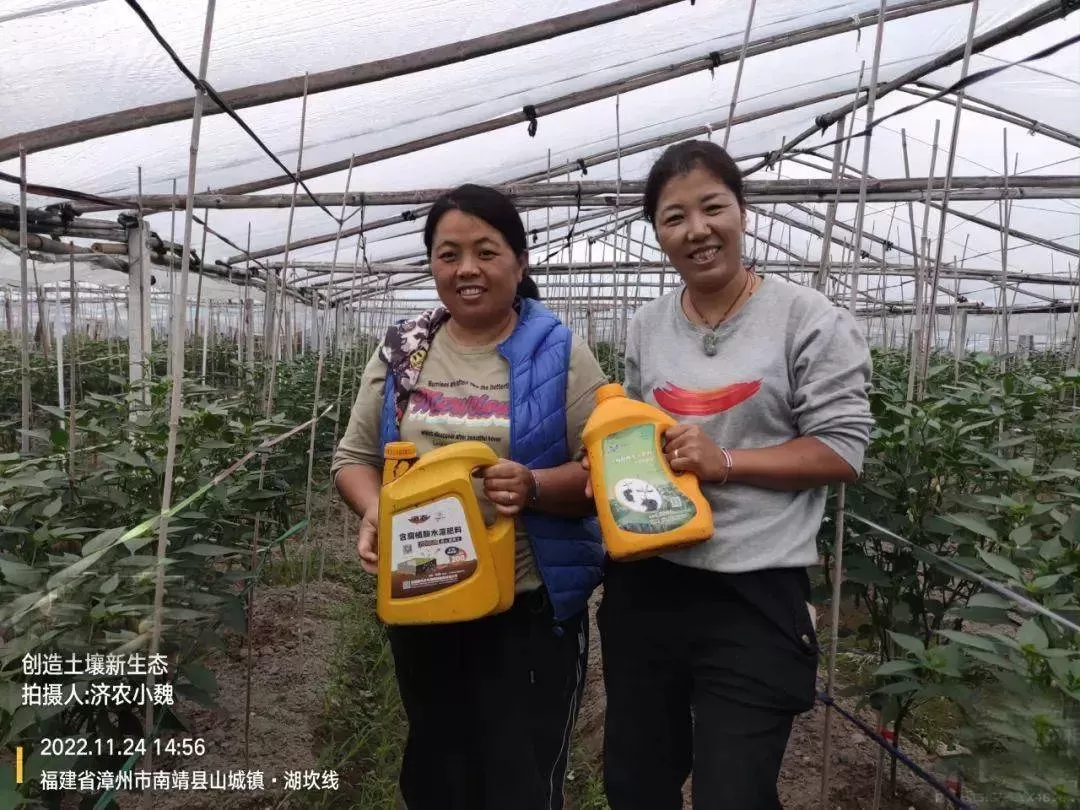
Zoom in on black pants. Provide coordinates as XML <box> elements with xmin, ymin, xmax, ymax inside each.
<box><xmin>598</xmin><ymin>557</ymin><xmax>818</xmax><ymax>810</ymax></box>
<box><xmin>386</xmin><ymin>588</ymin><xmax>587</xmax><ymax>810</ymax></box>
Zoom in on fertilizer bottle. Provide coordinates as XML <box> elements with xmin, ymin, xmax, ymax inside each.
<box><xmin>377</xmin><ymin>441</ymin><xmax>515</xmax><ymax>624</ymax></box>
<box><xmin>582</xmin><ymin>384</ymin><xmax>713</xmax><ymax>561</ymax></box>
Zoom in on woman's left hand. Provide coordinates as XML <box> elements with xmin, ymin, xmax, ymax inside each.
<box><xmin>663</xmin><ymin>423</ymin><xmax>729</xmax><ymax>483</ymax></box>
<box><xmin>479</xmin><ymin>459</ymin><xmax>535</xmax><ymax>516</ymax></box>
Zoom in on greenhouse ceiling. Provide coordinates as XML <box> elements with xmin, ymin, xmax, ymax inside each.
<box><xmin>0</xmin><ymin>0</ymin><xmax>1078</xmax><ymax>312</ymax></box>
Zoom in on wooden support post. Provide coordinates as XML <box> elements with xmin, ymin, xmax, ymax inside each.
<box><xmin>721</xmin><ymin>0</ymin><xmax>757</xmax><ymax>151</ymax></box>
<box><xmin>923</xmin><ymin>0</ymin><xmax>981</xmax><ymax>379</ymax></box>
<box><xmin>54</xmin><ymin>281</ymin><xmax>64</xmax><ymax>412</ymax></box>
<box><xmin>68</xmin><ymin>250</ymin><xmax>77</xmax><ymax>479</ymax></box>
<box><xmin>146</xmin><ymin>0</ymin><xmax>217</xmax><ymax>779</ymax></box>
<box><xmin>848</xmin><ymin>1</ymin><xmax>889</xmax><ymax>313</ymax></box>
<box><xmin>244</xmin><ymin>225</ymin><xmax>255</xmax><ymax>374</ymax></box>
<box><xmin>820</xmin><ymin>484</ymin><xmax>846</xmax><ymax>806</ymax></box>
<box><xmin>127</xmin><ymin>218</ymin><xmax>153</xmax><ymax>408</ymax></box>
<box><xmin>18</xmin><ymin>147</ymin><xmax>32</xmax><ymax>455</ymax></box>
<box><xmin>815</xmin><ymin>116</ymin><xmax>847</xmax><ymax>292</ymax></box>
<box><xmin>201</xmin><ymin>300</ymin><xmax>210</xmax><ymax>382</ymax></box>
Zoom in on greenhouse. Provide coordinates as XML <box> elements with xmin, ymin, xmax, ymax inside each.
<box><xmin>1</xmin><ymin>0</ymin><xmax>1078</xmax><ymax>808</ymax></box>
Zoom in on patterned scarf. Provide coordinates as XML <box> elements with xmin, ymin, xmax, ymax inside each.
<box><xmin>378</xmin><ymin>298</ymin><xmax>524</xmax><ymax>427</ymax></box>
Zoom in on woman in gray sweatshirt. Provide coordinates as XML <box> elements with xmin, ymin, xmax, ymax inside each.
<box><xmin>595</xmin><ymin>140</ymin><xmax>874</xmax><ymax>810</ymax></box>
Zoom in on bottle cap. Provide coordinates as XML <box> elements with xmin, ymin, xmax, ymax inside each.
<box><xmin>385</xmin><ymin>441</ymin><xmax>418</xmax><ymax>460</ymax></box>
<box><xmin>595</xmin><ymin>383</ymin><xmax>626</xmax><ymax>404</ymax></box>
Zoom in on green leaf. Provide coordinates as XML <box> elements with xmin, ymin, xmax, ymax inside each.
<box><xmin>41</xmin><ymin>496</ymin><xmax>63</xmax><ymax>518</ymax></box>
<box><xmin>1017</xmin><ymin>619</ymin><xmax>1049</xmax><ymax>650</ymax></box>
<box><xmin>181</xmin><ymin>663</ymin><xmax>218</xmax><ymax>697</ymax></box>
<box><xmin>0</xmin><ymin>790</ymin><xmax>26</xmax><ymax>809</ymax></box>
<box><xmin>0</xmin><ymin>558</ymin><xmax>42</xmax><ymax>588</ymax></box>
<box><xmin>965</xmin><ymin>648</ymin><xmax>1023</xmax><ymax>673</ymax></box>
<box><xmin>874</xmin><ymin>681</ymin><xmax>921</xmax><ymax>696</ymax></box>
<box><xmin>174</xmin><ymin>544</ymin><xmax>241</xmax><ymax>557</ymax></box>
<box><xmin>81</xmin><ymin>527</ymin><xmax>126</xmax><ymax>557</ymax></box>
<box><xmin>978</xmin><ymin>549</ymin><xmax>1021</xmax><ymax>581</ymax></box>
<box><xmin>888</xmin><ymin>632</ymin><xmax>926</xmax><ymax>659</ymax></box>
<box><xmin>0</xmin><ymin>680</ymin><xmax>22</xmax><ymax>714</ymax></box>
<box><xmin>936</xmin><ymin>629</ymin><xmax>997</xmax><ymax>653</ymax></box>
<box><xmin>1040</xmin><ymin>537</ymin><xmax>1064</xmax><ymax>561</ymax></box>
<box><xmin>966</xmin><ymin>591</ymin><xmax>1012</xmax><ymax>609</ymax></box>
<box><xmin>875</xmin><ymin>660</ymin><xmax>920</xmax><ymax>677</ymax></box>
<box><xmin>1031</xmin><ymin>574</ymin><xmax>1064</xmax><ymax>591</ymax></box>
<box><xmin>218</xmin><ymin>598</ymin><xmax>247</xmax><ymax>634</ymax></box>
<box><xmin>163</xmin><ymin>607</ymin><xmax>211</xmax><ymax>621</ymax></box>
<box><xmin>945</xmin><ymin>513</ymin><xmax>998</xmax><ymax>541</ymax></box>
<box><xmin>98</xmin><ymin>573</ymin><xmax>120</xmax><ymax>594</ymax></box>
<box><xmin>1009</xmin><ymin>525</ymin><xmax>1033</xmax><ymax>546</ymax></box>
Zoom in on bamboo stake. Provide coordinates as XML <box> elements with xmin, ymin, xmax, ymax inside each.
<box><xmin>921</xmin><ymin>0</ymin><xmax>981</xmax><ymax>382</ymax></box>
<box><xmin>193</xmin><ymin>202</ymin><xmax>209</xmax><ymax>342</ymax></box>
<box><xmin>721</xmin><ymin>0</ymin><xmax>757</xmax><ymax>151</ymax></box>
<box><xmin>54</xmin><ymin>282</ymin><xmax>64</xmax><ymax>412</ymax></box>
<box><xmin>847</xmin><ymin>0</ymin><xmax>889</xmax><ymax>313</ymax></box>
<box><xmin>18</xmin><ymin>147</ymin><xmax>31</xmax><ymax>455</ymax></box>
<box><xmin>200</xmin><ymin>301</ymin><xmax>210</xmax><ymax>382</ymax></box>
<box><xmin>904</xmin><ymin>121</ymin><xmax>939</xmax><ymax>401</ymax></box>
<box><xmin>820</xmin><ymin>484</ymin><xmax>846</xmax><ymax>805</ymax></box>
<box><xmin>815</xmin><ymin>117</ymin><xmax>848</xmax><ymax>292</ymax></box>
<box><xmin>997</xmin><ymin>129</ymin><xmax>1013</xmax><ymax>362</ymax></box>
<box><xmin>915</xmin><ymin>121</ymin><xmax>943</xmax><ymax>398</ymax></box>
<box><xmin>145</xmin><ymin>0</ymin><xmax>216</xmax><ymax>779</ymax></box>
<box><xmin>263</xmin><ymin>73</ymin><xmax>311</xmax><ymax>414</ymax></box>
<box><xmin>306</xmin><ymin>154</ymin><xmax>354</xmax><ymax>591</ymax></box>
<box><xmin>68</xmin><ymin>251</ymin><xmax>77</xmax><ymax>483</ymax></box>
<box><xmin>167</xmin><ymin>179</ymin><xmax>177</xmax><ymax>377</ymax></box>
<box><xmin>244</xmin><ymin>224</ymin><xmax>254</xmax><ymax>376</ymax></box>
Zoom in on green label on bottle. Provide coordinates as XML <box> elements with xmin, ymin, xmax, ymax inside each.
<box><xmin>601</xmin><ymin>424</ymin><xmax>698</xmax><ymax>535</ymax></box>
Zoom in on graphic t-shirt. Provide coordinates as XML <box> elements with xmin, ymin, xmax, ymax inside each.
<box><xmin>623</xmin><ymin>276</ymin><xmax>874</xmax><ymax>573</ymax></box>
<box><xmin>332</xmin><ymin>324</ymin><xmax>607</xmax><ymax>592</ymax></box>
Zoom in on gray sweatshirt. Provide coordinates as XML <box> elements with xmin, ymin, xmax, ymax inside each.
<box><xmin>623</xmin><ymin>275</ymin><xmax>873</xmax><ymax>573</ymax></box>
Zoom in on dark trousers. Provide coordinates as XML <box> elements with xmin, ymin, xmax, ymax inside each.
<box><xmin>598</xmin><ymin>557</ymin><xmax>818</xmax><ymax>810</ymax></box>
<box><xmin>386</xmin><ymin>588</ymin><xmax>587</xmax><ymax>810</ymax></box>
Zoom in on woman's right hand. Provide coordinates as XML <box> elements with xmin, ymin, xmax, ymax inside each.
<box><xmin>356</xmin><ymin>504</ymin><xmax>379</xmax><ymax>574</ymax></box>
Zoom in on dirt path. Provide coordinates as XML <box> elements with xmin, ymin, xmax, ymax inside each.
<box><xmin>121</xmin><ymin>516</ymin><xmax>943</xmax><ymax>810</ymax></box>
<box><xmin>120</xmin><ymin>568</ymin><xmax>351</xmax><ymax>809</ymax></box>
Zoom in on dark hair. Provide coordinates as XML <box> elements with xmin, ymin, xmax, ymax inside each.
<box><xmin>423</xmin><ymin>183</ymin><xmax>539</xmax><ymax>300</ymax></box>
<box><xmin>643</xmin><ymin>140</ymin><xmax>745</xmax><ymax>225</ymax></box>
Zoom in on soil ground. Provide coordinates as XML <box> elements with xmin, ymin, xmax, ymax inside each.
<box><xmin>119</xmin><ymin>506</ymin><xmax>945</xmax><ymax>810</ymax></box>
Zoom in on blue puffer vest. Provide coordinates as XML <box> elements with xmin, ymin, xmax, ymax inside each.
<box><xmin>379</xmin><ymin>298</ymin><xmax>605</xmax><ymax>623</ymax></box>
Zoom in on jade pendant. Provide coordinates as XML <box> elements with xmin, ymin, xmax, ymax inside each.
<box><xmin>702</xmin><ymin>332</ymin><xmax>719</xmax><ymax>357</ymax></box>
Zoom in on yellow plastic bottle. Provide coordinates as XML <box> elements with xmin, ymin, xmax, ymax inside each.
<box><xmin>377</xmin><ymin>441</ymin><xmax>516</xmax><ymax>624</ymax></box>
<box><xmin>582</xmin><ymin>383</ymin><xmax>714</xmax><ymax>561</ymax></box>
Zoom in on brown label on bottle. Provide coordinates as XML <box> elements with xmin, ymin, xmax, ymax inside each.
<box><xmin>389</xmin><ymin>495</ymin><xmax>478</xmax><ymax>599</ymax></box>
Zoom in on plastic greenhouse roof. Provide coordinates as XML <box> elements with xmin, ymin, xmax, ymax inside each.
<box><xmin>0</xmin><ymin>0</ymin><xmax>1077</xmax><ymax>312</ymax></box>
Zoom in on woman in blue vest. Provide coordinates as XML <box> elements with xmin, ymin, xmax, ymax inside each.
<box><xmin>332</xmin><ymin>183</ymin><xmax>608</xmax><ymax>810</ymax></box>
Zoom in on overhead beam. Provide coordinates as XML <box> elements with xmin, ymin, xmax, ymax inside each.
<box><xmin>900</xmin><ymin>83</ymin><xmax>1080</xmax><ymax>150</ymax></box>
<box><xmin>744</xmin><ymin>0</ymin><xmax>1070</xmax><ymax>175</ymax></box>
<box><xmin>90</xmin><ymin>175</ymin><xmax>1080</xmax><ymax>213</ymax></box>
<box><xmin>0</xmin><ymin>0</ymin><xmax>684</xmax><ymax>161</ymax></box>
<box><xmin>205</xmin><ymin>87</ymin><xmax>869</xmax><ymax>263</ymax></box>
<box><xmin>205</xmin><ymin>0</ymin><xmax>965</xmax><ymax>198</ymax></box>
<box><xmin>308</xmin><ymin>260</ymin><xmax>1079</xmax><ymax>287</ymax></box>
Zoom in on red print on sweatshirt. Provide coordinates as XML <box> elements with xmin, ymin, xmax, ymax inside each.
<box><xmin>653</xmin><ymin>380</ymin><xmax>761</xmax><ymax>416</ymax></box>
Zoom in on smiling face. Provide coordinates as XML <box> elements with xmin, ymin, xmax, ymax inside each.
<box><xmin>430</xmin><ymin>209</ymin><xmax>524</xmax><ymax>333</ymax></box>
<box><xmin>653</xmin><ymin>164</ymin><xmax>746</xmax><ymax>294</ymax></box>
